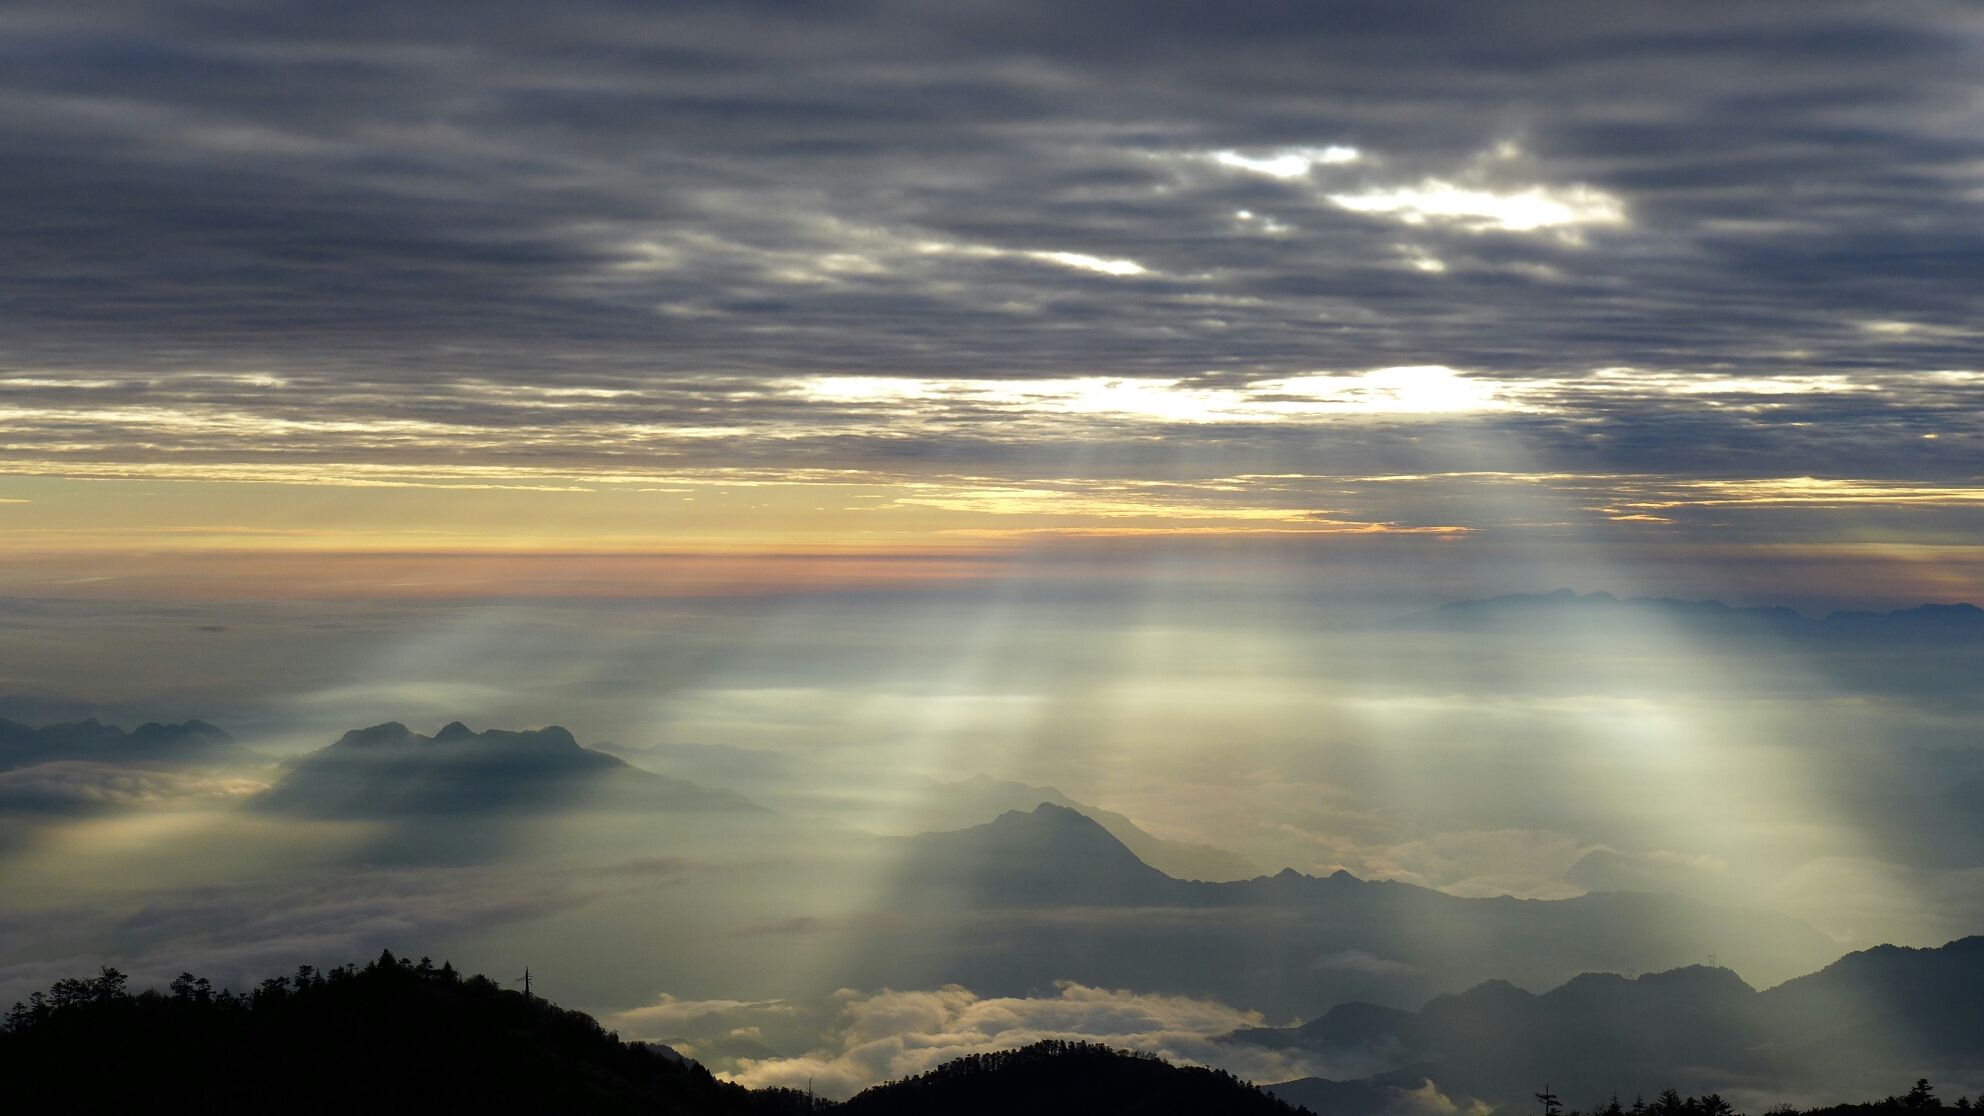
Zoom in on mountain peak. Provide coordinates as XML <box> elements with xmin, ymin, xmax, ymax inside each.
<box><xmin>888</xmin><ymin>802</ymin><xmax>1181</xmax><ymax>907</ymax></box>
<box><xmin>334</xmin><ymin>722</ymin><xmax>417</xmax><ymax>748</ymax></box>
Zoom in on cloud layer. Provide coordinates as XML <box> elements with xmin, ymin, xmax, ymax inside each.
<box><xmin>0</xmin><ymin>0</ymin><xmax>1979</xmax><ymax>538</ymax></box>
<box><xmin>705</xmin><ymin>982</ymin><xmax>1334</xmax><ymax>1100</ymax></box>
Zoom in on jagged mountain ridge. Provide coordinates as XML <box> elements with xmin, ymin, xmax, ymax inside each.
<box><xmin>252</xmin><ymin>721</ymin><xmax>763</xmax><ymax>818</ymax></box>
<box><xmin>0</xmin><ymin>717</ymin><xmax>247</xmax><ymax>773</ymax></box>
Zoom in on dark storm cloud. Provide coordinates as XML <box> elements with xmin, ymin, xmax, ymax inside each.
<box><xmin>0</xmin><ymin>0</ymin><xmax>1980</xmax><ymax>481</ymax></box>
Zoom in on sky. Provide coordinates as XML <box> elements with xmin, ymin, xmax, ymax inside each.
<box><xmin>2</xmin><ymin>1</ymin><xmax>1983</xmax><ymax>1102</ymax></box>
<box><xmin>0</xmin><ymin>0</ymin><xmax>1980</xmax><ymax>589</ymax></box>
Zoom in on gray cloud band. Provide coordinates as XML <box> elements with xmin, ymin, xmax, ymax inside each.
<box><xmin>0</xmin><ymin>0</ymin><xmax>1978</xmax><ymax>485</ymax></box>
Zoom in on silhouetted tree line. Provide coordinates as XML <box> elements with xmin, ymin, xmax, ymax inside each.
<box><xmin>1540</xmin><ymin>1085</ymin><xmax>1739</xmax><ymax>1116</ymax></box>
<box><xmin>1543</xmin><ymin>1079</ymin><xmax>1975</xmax><ymax>1116</ymax></box>
<box><xmin>1796</xmin><ymin>1080</ymin><xmax>1976</xmax><ymax>1116</ymax></box>
<box><xmin>0</xmin><ymin>950</ymin><xmax>805</xmax><ymax>1115</ymax></box>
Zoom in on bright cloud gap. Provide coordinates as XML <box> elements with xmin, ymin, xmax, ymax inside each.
<box><xmin>1327</xmin><ymin>181</ymin><xmax>1626</xmax><ymax>233</ymax></box>
<box><xmin>1211</xmin><ymin>145</ymin><xmax>1361</xmax><ymax>178</ymax></box>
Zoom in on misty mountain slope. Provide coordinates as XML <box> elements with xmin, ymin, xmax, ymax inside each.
<box><xmin>603</xmin><ymin>741</ymin><xmax>1259</xmax><ymax>880</ymax></box>
<box><xmin>253</xmin><ymin>722</ymin><xmax>764</xmax><ymax>818</ymax></box>
<box><xmin>837</xmin><ymin>1040</ymin><xmax>1310</xmax><ymax>1116</ymax></box>
<box><xmin>1753</xmin><ymin>937</ymin><xmax>1984</xmax><ymax>1090</ymax></box>
<box><xmin>1262</xmin><ymin>1076</ymin><xmax>1398</xmax><ymax>1116</ymax></box>
<box><xmin>1226</xmin><ymin>999</ymin><xmax>1425</xmax><ymax>1059</ymax></box>
<box><xmin>924</xmin><ymin>773</ymin><xmax>1261</xmax><ymax>881</ymax></box>
<box><xmin>1389</xmin><ymin>590</ymin><xmax>1984</xmax><ymax>643</ymax></box>
<box><xmin>842</xmin><ymin>806</ymin><xmax>1843</xmax><ymax>1020</ymax></box>
<box><xmin>1368</xmin><ymin>966</ymin><xmax>1771</xmax><ymax>1102</ymax></box>
<box><xmin>1239</xmin><ymin>938</ymin><xmax>1984</xmax><ymax>1110</ymax></box>
<box><xmin>0</xmin><ymin>717</ymin><xmax>248</xmax><ymax>772</ymax></box>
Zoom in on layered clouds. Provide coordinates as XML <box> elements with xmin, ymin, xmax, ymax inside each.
<box><xmin>2</xmin><ymin>5</ymin><xmax>1984</xmax><ymax>1096</ymax></box>
<box><xmin>0</xmin><ymin>1</ymin><xmax>1981</xmax><ymax>558</ymax></box>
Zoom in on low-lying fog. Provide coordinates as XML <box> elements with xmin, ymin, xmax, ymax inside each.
<box><xmin>3</xmin><ymin>583</ymin><xmax>1981</xmax><ymax>1098</ymax></box>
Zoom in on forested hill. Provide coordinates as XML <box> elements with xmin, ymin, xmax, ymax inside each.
<box><xmin>837</xmin><ymin>1040</ymin><xmax>1312</xmax><ymax>1116</ymax></box>
<box><xmin>0</xmin><ymin>951</ymin><xmax>808</xmax><ymax>1116</ymax></box>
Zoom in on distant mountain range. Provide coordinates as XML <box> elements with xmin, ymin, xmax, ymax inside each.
<box><xmin>1250</xmin><ymin>936</ymin><xmax>1984</xmax><ymax>1113</ymax></box>
<box><xmin>252</xmin><ymin>721</ymin><xmax>762</xmax><ymax>818</ymax></box>
<box><xmin>0</xmin><ymin>717</ymin><xmax>248</xmax><ymax>773</ymax></box>
<box><xmin>843</xmin><ymin>805</ymin><xmax>1844</xmax><ymax>1019</ymax></box>
<box><xmin>1389</xmin><ymin>590</ymin><xmax>1984</xmax><ymax>640</ymax></box>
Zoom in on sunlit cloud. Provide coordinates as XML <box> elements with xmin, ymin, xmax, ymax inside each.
<box><xmin>604</xmin><ymin>992</ymin><xmax>801</xmax><ymax>1036</ymax></box>
<box><xmin>1253</xmin><ymin>366</ymin><xmax>1515</xmax><ymax>414</ymax></box>
<box><xmin>0</xmin><ymin>364</ymin><xmax>1976</xmax><ymax>497</ymax></box>
<box><xmin>1327</xmin><ymin>180</ymin><xmax>1626</xmax><ymax>232</ymax></box>
<box><xmin>906</xmin><ymin>238</ymin><xmax>1150</xmax><ymax>277</ymax></box>
<box><xmin>1211</xmin><ymin>145</ymin><xmax>1361</xmax><ymax>178</ymax></box>
<box><xmin>1633</xmin><ymin>477</ymin><xmax>1984</xmax><ymax>508</ymax></box>
<box><xmin>1575</xmin><ymin>368</ymin><xmax>1878</xmax><ymax>397</ymax></box>
<box><xmin>1024</xmin><ymin>251</ymin><xmax>1147</xmax><ymax>276</ymax></box>
<box><xmin>785</xmin><ymin>365</ymin><xmax>1522</xmax><ymax>423</ymax></box>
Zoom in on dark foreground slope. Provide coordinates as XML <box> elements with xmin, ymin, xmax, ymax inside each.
<box><xmin>839</xmin><ymin>1040</ymin><xmax>1311</xmax><ymax>1116</ymax></box>
<box><xmin>0</xmin><ymin>951</ymin><xmax>797</xmax><ymax>1116</ymax></box>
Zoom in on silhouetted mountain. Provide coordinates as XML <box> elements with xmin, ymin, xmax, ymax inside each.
<box><xmin>0</xmin><ymin>717</ymin><xmax>246</xmax><ymax>772</ymax></box>
<box><xmin>252</xmin><ymin>721</ymin><xmax>763</xmax><ymax>817</ymax></box>
<box><xmin>888</xmin><ymin>802</ymin><xmax>1181</xmax><ymax>906</ymax></box>
<box><xmin>851</xmin><ymin>805</ymin><xmax>1842</xmax><ymax>1019</ymax></box>
<box><xmin>0</xmin><ymin>951</ymin><xmax>796</xmax><ymax>1116</ymax></box>
<box><xmin>1389</xmin><ymin>590</ymin><xmax>1984</xmax><ymax>642</ymax></box>
<box><xmin>599</xmin><ymin>742</ymin><xmax>1260</xmax><ymax>880</ymax></box>
<box><xmin>837</xmin><ymin>1039</ymin><xmax>1311</xmax><ymax>1116</ymax></box>
<box><xmin>1237</xmin><ymin>937</ymin><xmax>1984</xmax><ymax>1111</ymax></box>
